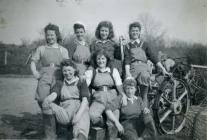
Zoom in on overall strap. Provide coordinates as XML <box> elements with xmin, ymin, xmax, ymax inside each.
<box><xmin>89</xmin><ymin>68</ymin><xmax>97</xmax><ymax>89</ymax></box>
<box><xmin>110</xmin><ymin>67</ymin><xmax>116</xmax><ymax>85</ymax></box>
<box><xmin>140</xmin><ymin>41</ymin><xmax>144</xmax><ymax>48</ymax></box>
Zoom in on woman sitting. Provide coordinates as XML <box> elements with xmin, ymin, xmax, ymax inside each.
<box><xmin>42</xmin><ymin>59</ymin><xmax>90</xmax><ymax>140</ymax></box>
<box><xmin>84</xmin><ymin>49</ymin><xmax>127</xmax><ymax>140</ymax></box>
<box><xmin>106</xmin><ymin>78</ymin><xmax>157</xmax><ymax>140</ymax></box>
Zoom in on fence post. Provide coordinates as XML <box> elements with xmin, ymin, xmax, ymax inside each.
<box><xmin>4</xmin><ymin>49</ymin><xmax>7</xmax><ymax>65</ymax></box>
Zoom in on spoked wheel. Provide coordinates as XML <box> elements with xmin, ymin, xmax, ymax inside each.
<box><xmin>154</xmin><ymin>78</ymin><xmax>190</xmax><ymax>134</ymax></box>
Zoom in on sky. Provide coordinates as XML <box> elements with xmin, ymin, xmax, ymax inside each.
<box><xmin>0</xmin><ymin>0</ymin><xmax>207</xmax><ymax>45</ymax></box>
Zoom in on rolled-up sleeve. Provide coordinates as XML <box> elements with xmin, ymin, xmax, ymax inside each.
<box><xmin>112</xmin><ymin>68</ymin><xmax>122</xmax><ymax>86</ymax></box>
<box><xmin>84</xmin><ymin>70</ymin><xmax>93</xmax><ymax>86</ymax></box>
<box><xmin>144</xmin><ymin>43</ymin><xmax>158</xmax><ymax>64</ymax></box>
<box><xmin>31</xmin><ymin>46</ymin><xmax>43</xmax><ymax>63</ymax></box>
<box><xmin>78</xmin><ymin>79</ymin><xmax>90</xmax><ymax>100</ymax></box>
<box><xmin>60</xmin><ymin>47</ymin><xmax>69</xmax><ymax>59</ymax></box>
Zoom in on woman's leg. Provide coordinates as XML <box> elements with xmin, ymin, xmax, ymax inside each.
<box><xmin>89</xmin><ymin>101</ymin><xmax>105</xmax><ymax>126</ymax></box>
<box><xmin>137</xmin><ymin>71</ymin><xmax>151</xmax><ymax>107</ymax></box>
<box><xmin>121</xmin><ymin>119</ymin><xmax>139</xmax><ymax>140</ymax></box>
<box><xmin>73</xmin><ymin>107</ymin><xmax>90</xmax><ymax>140</ymax></box>
<box><xmin>106</xmin><ymin>109</ymin><xmax>120</xmax><ymax>140</ymax></box>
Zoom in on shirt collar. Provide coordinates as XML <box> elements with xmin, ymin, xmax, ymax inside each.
<box><xmin>47</xmin><ymin>43</ymin><xmax>59</xmax><ymax>48</ymax></box>
<box><xmin>127</xmin><ymin>95</ymin><xmax>138</xmax><ymax>104</ymax></box>
<box><xmin>75</xmin><ymin>39</ymin><xmax>86</xmax><ymax>46</ymax></box>
<box><xmin>96</xmin><ymin>39</ymin><xmax>111</xmax><ymax>44</ymax></box>
<box><xmin>130</xmin><ymin>39</ymin><xmax>141</xmax><ymax>45</ymax></box>
<box><xmin>96</xmin><ymin>67</ymin><xmax>111</xmax><ymax>73</ymax></box>
<box><xmin>64</xmin><ymin>76</ymin><xmax>79</xmax><ymax>86</ymax></box>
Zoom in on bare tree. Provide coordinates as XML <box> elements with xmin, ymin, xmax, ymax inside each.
<box><xmin>138</xmin><ymin>13</ymin><xmax>166</xmax><ymax>47</ymax></box>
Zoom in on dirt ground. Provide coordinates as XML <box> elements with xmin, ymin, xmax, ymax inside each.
<box><xmin>0</xmin><ymin>77</ymin><xmax>44</xmax><ymax>139</ymax></box>
<box><xmin>0</xmin><ymin>77</ymin><xmax>191</xmax><ymax>140</ymax></box>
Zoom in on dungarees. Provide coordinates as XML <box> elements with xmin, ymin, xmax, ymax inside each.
<box><xmin>36</xmin><ymin>47</ymin><xmax>64</xmax><ymax>104</ymax></box>
<box><xmin>46</xmin><ymin>79</ymin><xmax>90</xmax><ymax>138</ymax></box>
<box><xmin>89</xmin><ymin>72</ymin><xmax>117</xmax><ymax>124</ymax></box>
<box><xmin>89</xmin><ymin>71</ymin><xmax>119</xmax><ymax>138</ymax></box>
<box><xmin>130</xmin><ymin>42</ymin><xmax>151</xmax><ymax>86</ymax></box>
<box><xmin>73</xmin><ymin>44</ymin><xmax>90</xmax><ymax>76</ymax></box>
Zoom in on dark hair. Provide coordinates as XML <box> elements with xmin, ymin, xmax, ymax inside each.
<box><xmin>73</xmin><ymin>23</ymin><xmax>85</xmax><ymax>32</ymax></box>
<box><xmin>128</xmin><ymin>22</ymin><xmax>141</xmax><ymax>39</ymax></box>
<box><xmin>123</xmin><ymin>78</ymin><xmax>137</xmax><ymax>90</ymax></box>
<box><xmin>90</xmin><ymin>49</ymin><xmax>112</xmax><ymax>69</ymax></box>
<box><xmin>60</xmin><ymin>59</ymin><xmax>79</xmax><ymax>76</ymax></box>
<box><xmin>44</xmin><ymin>23</ymin><xmax>62</xmax><ymax>43</ymax></box>
<box><xmin>129</xmin><ymin>22</ymin><xmax>141</xmax><ymax>31</ymax></box>
<box><xmin>95</xmin><ymin>21</ymin><xmax>114</xmax><ymax>40</ymax></box>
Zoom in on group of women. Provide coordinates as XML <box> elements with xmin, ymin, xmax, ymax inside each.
<box><xmin>30</xmin><ymin>21</ymin><xmax>171</xmax><ymax>140</ymax></box>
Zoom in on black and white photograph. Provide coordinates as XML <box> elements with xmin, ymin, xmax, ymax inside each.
<box><xmin>0</xmin><ymin>0</ymin><xmax>207</xmax><ymax>139</ymax></box>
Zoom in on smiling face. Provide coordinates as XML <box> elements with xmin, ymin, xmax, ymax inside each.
<box><xmin>100</xmin><ymin>26</ymin><xmax>109</xmax><ymax>40</ymax></box>
<box><xmin>129</xmin><ymin>27</ymin><xmax>141</xmax><ymax>40</ymax></box>
<box><xmin>96</xmin><ymin>54</ymin><xmax>107</xmax><ymax>68</ymax></box>
<box><xmin>62</xmin><ymin>66</ymin><xmax>76</xmax><ymax>81</ymax></box>
<box><xmin>45</xmin><ymin>30</ymin><xmax>57</xmax><ymax>45</ymax></box>
<box><xmin>75</xmin><ymin>28</ymin><xmax>85</xmax><ymax>41</ymax></box>
<box><xmin>124</xmin><ymin>85</ymin><xmax>136</xmax><ymax>98</ymax></box>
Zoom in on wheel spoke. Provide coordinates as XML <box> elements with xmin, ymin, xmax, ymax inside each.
<box><xmin>172</xmin><ymin>115</ymin><xmax>175</xmax><ymax>131</ymax></box>
<box><xmin>160</xmin><ymin>109</ymin><xmax>172</xmax><ymax>123</ymax></box>
<box><xmin>178</xmin><ymin>89</ymin><xmax>187</xmax><ymax>101</ymax></box>
<box><xmin>172</xmin><ymin>80</ymin><xmax>179</xmax><ymax>100</ymax></box>
<box><xmin>162</xmin><ymin>96</ymin><xmax>171</xmax><ymax>104</ymax></box>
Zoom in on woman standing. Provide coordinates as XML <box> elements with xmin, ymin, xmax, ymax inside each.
<box><xmin>30</xmin><ymin>24</ymin><xmax>69</xmax><ymax>139</ymax></box>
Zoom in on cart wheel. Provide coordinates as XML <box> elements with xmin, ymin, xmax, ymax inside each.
<box><xmin>154</xmin><ymin>78</ymin><xmax>190</xmax><ymax>134</ymax></box>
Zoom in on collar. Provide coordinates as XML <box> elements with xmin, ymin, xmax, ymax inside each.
<box><xmin>96</xmin><ymin>67</ymin><xmax>111</xmax><ymax>73</ymax></box>
<box><xmin>127</xmin><ymin>95</ymin><xmax>138</xmax><ymax>104</ymax></box>
<box><xmin>131</xmin><ymin>39</ymin><xmax>141</xmax><ymax>44</ymax></box>
<box><xmin>75</xmin><ymin>39</ymin><xmax>86</xmax><ymax>46</ymax></box>
<box><xmin>47</xmin><ymin>43</ymin><xmax>59</xmax><ymax>48</ymax></box>
<box><xmin>96</xmin><ymin>39</ymin><xmax>111</xmax><ymax>44</ymax></box>
<box><xmin>64</xmin><ymin>76</ymin><xmax>79</xmax><ymax>86</ymax></box>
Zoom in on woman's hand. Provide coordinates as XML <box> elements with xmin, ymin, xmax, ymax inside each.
<box><xmin>72</xmin><ymin>114</ymin><xmax>81</xmax><ymax>124</ymax></box>
<box><xmin>122</xmin><ymin>94</ymin><xmax>128</xmax><ymax>106</ymax></box>
<box><xmin>115</xmin><ymin>121</ymin><xmax>124</xmax><ymax>134</ymax></box>
<box><xmin>143</xmin><ymin>107</ymin><xmax>150</xmax><ymax>114</ymax></box>
<box><xmin>43</xmin><ymin>92</ymin><xmax>57</xmax><ymax>107</ymax></box>
<box><xmin>33</xmin><ymin>71</ymin><xmax>41</xmax><ymax>80</ymax></box>
<box><xmin>125</xmin><ymin>71</ymin><xmax>133</xmax><ymax>80</ymax></box>
<box><xmin>119</xmin><ymin>36</ymin><xmax>127</xmax><ymax>46</ymax></box>
<box><xmin>162</xmin><ymin>68</ymin><xmax>172</xmax><ymax>76</ymax></box>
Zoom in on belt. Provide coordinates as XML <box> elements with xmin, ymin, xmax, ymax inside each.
<box><xmin>131</xmin><ymin>59</ymin><xmax>146</xmax><ymax>64</ymax></box>
<box><xmin>93</xmin><ymin>86</ymin><xmax>115</xmax><ymax>92</ymax></box>
<box><xmin>61</xmin><ymin>97</ymin><xmax>80</xmax><ymax>102</ymax></box>
<box><xmin>43</xmin><ymin>63</ymin><xmax>60</xmax><ymax>68</ymax></box>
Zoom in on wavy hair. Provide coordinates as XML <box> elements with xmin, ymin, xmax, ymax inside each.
<box><xmin>60</xmin><ymin>59</ymin><xmax>79</xmax><ymax>76</ymax></box>
<box><xmin>44</xmin><ymin>23</ymin><xmax>62</xmax><ymax>43</ymax></box>
<box><xmin>95</xmin><ymin>21</ymin><xmax>114</xmax><ymax>40</ymax></box>
<box><xmin>90</xmin><ymin>49</ymin><xmax>112</xmax><ymax>69</ymax></box>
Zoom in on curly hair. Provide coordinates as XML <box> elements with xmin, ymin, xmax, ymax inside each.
<box><xmin>95</xmin><ymin>21</ymin><xmax>114</xmax><ymax>40</ymax></box>
<box><xmin>128</xmin><ymin>22</ymin><xmax>142</xmax><ymax>39</ymax></box>
<box><xmin>129</xmin><ymin>22</ymin><xmax>141</xmax><ymax>31</ymax></box>
<box><xmin>90</xmin><ymin>49</ymin><xmax>112</xmax><ymax>69</ymax></box>
<box><xmin>123</xmin><ymin>78</ymin><xmax>137</xmax><ymax>90</ymax></box>
<box><xmin>44</xmin><ymin>23</ymin><xmax>62</xmax><ymax>43</ymax></box>
<box><xmin>60</xmin><ymin>59</ymin><xmax>79</xmax><ymax>76</ymax></box>
<box><xmin>73</xmin><ymin>23</ymin><xmax>85</xmax><ymax>32</ymax></box>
